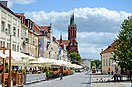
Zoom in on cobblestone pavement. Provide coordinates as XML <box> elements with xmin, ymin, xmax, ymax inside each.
<box><xmin>92</xmin><ymin>75</ymin><xmax>131</xmax><ymax>87</ymax></box>
<box><xmin>24</xmin><ymin>72</ymin><xmax>92</xmax><ymax>87</ymax></box>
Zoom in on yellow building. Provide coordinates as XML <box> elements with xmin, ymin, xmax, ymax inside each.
<box><xmin>101</xmin><ymin>42</ymin><xmax>120</xmax><ymax>74</ymax></box>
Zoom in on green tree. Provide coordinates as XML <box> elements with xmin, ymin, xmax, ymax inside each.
<box><xmin>69</xmin><ymin>52</ymin><xmax>81</xmax><ymax>64</ymax></box>
<box><xmin>91</xmin><ymin>60</ymin><xmax>101</xmax><ymax>69</ymax></box>
<box><xmin>112</xmin><ymin>16</ymin><xmax>132</xmax><ymax>80</ymax></box>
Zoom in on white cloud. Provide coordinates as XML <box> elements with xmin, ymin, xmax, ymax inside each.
<box><xmin>78</xmin><ymin>32</ymin><xmax>117</xmax><ymax>45</ymax></box>
<box><xmin>24</xmin><ymin>7</ymin><xmax>131</xmax><ymax>59</ymax></box>
<box><xmin>78</xmin><ymin>32</ymin><xmax>117</xmax><ymax>59</ymax></box>
<box><xmin>12</xmin><ymin>0</ymin><xmax>35</xmax><ymax>4</ymax></box>
<box><xmin>5</xmin><ymin>0</ymin><xmax>35</xmax><ymax>8</ymax></box>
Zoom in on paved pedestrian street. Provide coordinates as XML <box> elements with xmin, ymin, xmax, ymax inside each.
<box><xmin>92</xmin><ymin>75</ymin><xmax>130</xmax><ymax>87</ymax></box>
<box><xmin>24</xmin><ymin>72</ymin><xmax>92</xmax><ymax>87</ymax></box>
<box><xmin>24</xmin><ymin>72</ymin><xmax>132</xmax><ymax>87</ymax></box>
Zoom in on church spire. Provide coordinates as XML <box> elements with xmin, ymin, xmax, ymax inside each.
<box><xmin>60</xmin><ymin>32</ymin><xmax>62</xmax><ymax>44</ymax></box>
<box><xmin>70</xmin><ymin>10</ymin><xmax>75</xmax><ymax>26</ymax></box>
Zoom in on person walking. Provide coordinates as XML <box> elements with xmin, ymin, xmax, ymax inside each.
<box><xmin>59</xmin><ymin>66</ymin><xmax>64</xmax><ymax>80</ymax></box>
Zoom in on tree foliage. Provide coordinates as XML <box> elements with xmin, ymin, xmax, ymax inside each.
<box><xmin>69</xmin><ymin>52</ymin><xmax>81</xmax><ymax>64</ymax></box>
<box><xmin>112</xmin><ymin>16</ymin><xmax>132</xmax><ymax>72</ymax></box>
<box><xmin>91</xmin><ymin>60</ymin><xmax>101</xmax><ymax>69</ymax></box>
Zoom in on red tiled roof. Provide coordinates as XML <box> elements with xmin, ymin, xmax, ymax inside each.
<box><xmin>57</xmin><ymin>40</ymin><xmax>70</xmax><ymax>46</ymax></box>
<box><xmin>101</xmin><ymin>41</ymin><xmax>116</xmax><ymax>54</ymax></box>
<box><xmin>15</xmin><ymin>13</ymin><xmax>24</xmax><ymax>17</ymax></box>
<box><xmin>34</xmin><ymin>24</ymin><xmax>43</xmax><ymax>36</ymax></box>
<box><xmin>39</xmin><ymin>26</ymin><xmax>51</xmax><ymax>33</ymax></box>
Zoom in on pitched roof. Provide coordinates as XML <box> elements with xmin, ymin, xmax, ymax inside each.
<box><xmin>101</xmin><ymin>41</ymin><xmax>116</xmax><ymax>54</ymax></box>
<box><xmin>34</xmin><ymin>24</ymin><xmax>43</xmax><ymax>36</ymax></box>
<box><xmin>57</xmin><ymin>40</ymin><xmax>70</xmax><ymax>46</ymax></box>
<box><xmin>39</xmin><ymin>26</ymin><xmax>51</xmax><ymax>33</ymax></box>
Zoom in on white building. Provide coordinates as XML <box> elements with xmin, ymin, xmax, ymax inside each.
<box><xmin>0</xmin><ymin>1</ymin><xmax>21</xmax><ymax>51</ymax></box>
<box><xmin>81</xmin><ymin>59</ymin><xmax>91</xmax><ymax>70</ymax></box>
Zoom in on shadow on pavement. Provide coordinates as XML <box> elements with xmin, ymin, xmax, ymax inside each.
<box><xmin>92</xmin><ymin>80</ymin><xmax>131</xmax><ymax>83</ymax></box>
<box><xmin>81</xmin><ymin>82</ymin><xmax>91</xmax><ymax>84</ymax></box>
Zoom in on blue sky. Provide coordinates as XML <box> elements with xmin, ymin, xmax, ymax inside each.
<box><xmin>6</xmin><ymin>0</ymin><xmax>132</xmax><ymax>59</ymax></box>
<box><xmin>10</xmin><ymin>0</ymin><xmax>132</xmax><ymax>13</ymax></box>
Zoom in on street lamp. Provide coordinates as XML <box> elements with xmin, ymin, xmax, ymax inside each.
<box><xmin>5</xmin><ymin>28</ymin><xmax>12</xmax><ymax>87</ymax></box>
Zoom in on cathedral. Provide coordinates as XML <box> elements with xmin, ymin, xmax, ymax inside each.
<box><xmin>57</xmin><ymin>11</ymin><xmax>78</xmax><ymax>53</ymax></box>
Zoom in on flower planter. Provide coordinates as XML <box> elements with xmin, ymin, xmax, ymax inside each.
<box><xmin>92</xmin><ymin>70</ymin><xmax>96</xmax><ymax>73</ymax></box>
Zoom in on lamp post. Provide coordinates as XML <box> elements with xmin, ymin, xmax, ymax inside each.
<box><xmin>5</xmin><ymin>28</ymin><xmax>12</xmax><ymax>87</ymax></box>
<box><xmin>100</xmin><ymin>49</ymin><xmax>103</xmax><ymax>74</ymax></box>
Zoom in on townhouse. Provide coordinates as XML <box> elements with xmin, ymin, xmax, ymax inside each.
<box><xmin>0</xmin><ymin>2</ymin><xmax>21</xmax><ymax>52</ymax></box>
<box><xmin>100</xmin><ymin>42</ymin><xmax>121</xmax><ymax>74</ymax></box>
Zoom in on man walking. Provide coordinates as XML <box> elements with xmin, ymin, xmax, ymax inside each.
<box><xmin>59</xmin><ymin>66</ymin><xmax>64</xmax><ymax>80</ymax></box>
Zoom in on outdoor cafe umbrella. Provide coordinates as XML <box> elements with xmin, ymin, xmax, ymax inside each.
<box><xmin>0</xmin><ymin>52</ymin><xmax>6</xmax><ymax>58</ymax></box>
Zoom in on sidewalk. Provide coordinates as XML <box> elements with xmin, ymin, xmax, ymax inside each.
<box><xmin>92</xmin><ymin>74</ymin><xmax>130</xmax><ymax>87</ymax></box>
<box><xmin>24</xmin><ymin>72</ymin><xmax>91</xmax><ymax>87</ymax></box>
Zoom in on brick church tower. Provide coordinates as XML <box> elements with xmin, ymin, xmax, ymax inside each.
<box><xmin>67</xmin><ymin>11</ymin><xmax>78</xmax><ymax>53</ymax></box>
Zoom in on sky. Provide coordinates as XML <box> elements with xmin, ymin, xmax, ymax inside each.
<box><xmin>5</xmin><ymin>0</ymin><xmax>132</xmax><ymax>60</ymax></box>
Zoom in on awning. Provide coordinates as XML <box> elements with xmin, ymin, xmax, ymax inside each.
<box><xmin>52</xmin><ymin>60</ymin><xmax>69</xmax><ymax>66</ymax></box>
<box><xmin>0</xmin><ymin>52</ymin><xmax>6</xmax><ymax>58</ymax></box>
<box><xmin>0</xmin><ymin>50</ymin><xmax>29</xmax><ymax>61</ymax></box>
<box><xmin>67</xmin><ymin>64</ymin><xmax>83</xmax><ymax>69</ymax></box>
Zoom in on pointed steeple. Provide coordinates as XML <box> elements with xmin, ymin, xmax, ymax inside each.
<box><xmin>70</xmin><ymin>10</ymin><xmax>75</xmax><ymax>26</ymax></box>
<box><xmin>60</xmin><ymin>32</ymin><xmax>62</xmax><ymax>44</ymax></box>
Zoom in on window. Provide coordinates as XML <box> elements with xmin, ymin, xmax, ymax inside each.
<box><xmin>7</xmin><ymin>43</ymin><xmax>9</xmax><ymax>48</ymax></box>
<box><xmin>3</xmin><ymin>42</ymin><xmax>5</xmax><ymax>47</ymax></box>
<box><xmin>18</xmin><ymin>29</ymin><xmax>19</xmax><ymax>37</ymax></box>
<box><xmin>1</xmin><ymin>21</ymin><xmax>5</xmax><ymax>32</ymax></box>
<box><xmin>109</xmin><ymin>59</ymin><xmax>111</xmax><ymax>66</ymax></box>
<box><xmin>103</xmin><ymin>59</ymin><xmax>105</xmax><ymax>66</ymax></box>
<box><xmin>13</xmin><ymin>27</ymin><xmax>16</xmax><ymax>36</ymax></box>
<box><xmin>14</xmin><ymin>45</ymin><xmax>16</xmax><ymax>51</ymax></box>
<box><xmin>8</xmin><ymin>24</ymin><xmax>11</xmax><ymax>35</ymax></box>
<box><xmin>106</xmin><ymin>59</ymin><xmax>107</xmax><ymax>66</ymax></box>
<box><xmin>17</xmin><ymin>46</ymin><xmax>19</xmax><ymax>52</ymax></box>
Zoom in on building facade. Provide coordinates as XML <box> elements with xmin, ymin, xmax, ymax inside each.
<box><xmin>0</xmin><ymin>2</ymin><xmax>21</xmax><ymax>52</ymax></box>
<box><xmin>39</xmin><ymin>25</ymin><xmax>59</xmax><ymax>59</ymax></box>
<box><xmin>101</xmin><ymin>42</ymin><xmax>121</xmax><ymax>74</ymax></box>
<box><xmin>0</xmin><ymin>1</ymin><xmax>68</xmax><ymax>62</ymax></box>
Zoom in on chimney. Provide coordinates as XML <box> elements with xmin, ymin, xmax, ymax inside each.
<box><xmin>0</xmin><ymin>1</ymin><xmax>8</xmax><ymax>7</ymax></box>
